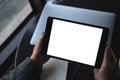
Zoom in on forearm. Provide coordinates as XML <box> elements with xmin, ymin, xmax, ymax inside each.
<box><xmin>1</xmin><ymin>58</ymin><xmax>42</xmax><ymax>80</ymax></box>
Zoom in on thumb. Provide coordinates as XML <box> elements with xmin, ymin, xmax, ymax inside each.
<box><xmin>101</xmin><ymin>46</ymin><xmax>117</xmax><ymax>70</ymax></box>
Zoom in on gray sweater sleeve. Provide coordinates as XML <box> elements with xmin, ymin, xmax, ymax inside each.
<box><xmin>0</xmin><ymin>58</ymin><xmax>42</xmax><ymax>80</ymax></box>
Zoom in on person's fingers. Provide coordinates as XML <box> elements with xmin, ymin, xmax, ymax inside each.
<box><xmin>32</xmin><ymin>32</ymin><xmax>45</xmax><ymax>57</ymax></box>
<box><xmin>100</xmin><ymin>46</ymin><xmax>109</xmax><ymax>69</ymax></box>
<box><xmin>94</xmin><ymin>68</ymin><xmax>99</xmax><ymax>74</ymax></box>
<box><xmin>31</xmin><ymin>32</ymin><xmax>50</xmax><ymax>65</ymax></box>
<box><xmin>35</xmin><ymin>32</ymin><xmax>45</xmax><ymax>48</ymax></box>
<box><xmin>101</xmin><ymin>46</ymin><xmax>117</xmax><ymax>70</ymax></box>
<box><xmin>93</xmin><ymin>46</ymin><xmax>117</xmax><ymax>80</ymax></box>
<box><xmin>109</xmin><ymin>47</ymin><xmax>117</xmax><ymax>67</ymax></box>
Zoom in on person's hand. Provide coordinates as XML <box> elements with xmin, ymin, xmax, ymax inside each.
<box><xmin>94</xmin><ymin>46</ymin><xmax>117</xmax><ymax>80</ymax></box>
<box><xmin>30</xmin><ymin>32</ymin><xmax>49</xmax><ymax>65</ymax></box>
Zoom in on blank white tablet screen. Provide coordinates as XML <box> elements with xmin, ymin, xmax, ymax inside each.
<box><xmin>47</xmin><ymin>19</ymin><xmax>103</xmax><ymax>66</ymax></box>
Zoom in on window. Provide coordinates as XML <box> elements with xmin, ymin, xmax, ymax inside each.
<box><xmin>0</xmin><ymin>0</ymin><xmax>32</xmax><ymax>46</ymax></box>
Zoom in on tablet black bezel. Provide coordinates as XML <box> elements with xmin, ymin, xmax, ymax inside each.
<box><xmin>41</xmin><ymin>17</ymin><xmax>109</xmax><ymax>68</ymax></box>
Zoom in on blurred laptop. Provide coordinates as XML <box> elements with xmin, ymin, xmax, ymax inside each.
<box><xmin>30</xmin><ymin>1</ymin><xmax>116</xmax><ymax>45</ymax></box>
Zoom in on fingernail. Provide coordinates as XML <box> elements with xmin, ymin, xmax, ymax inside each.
<box><xmin>107</xmin><ymin>47</ymin><xmax>111</xmax><ymax>56</ymax></box>
<box><xmin>105</xmin><ymin>46</ymin><xmax>110</xmax><ymax>55</ymax></box>
<box><xmin>106</xmin><ymin>46</ymin><xmax>109</xmax><ymax>51</ymax></box>
<box><xmin>42</xmin><ymin>32</ymin><xmax>45</xmax><ymax>35</ymax></box>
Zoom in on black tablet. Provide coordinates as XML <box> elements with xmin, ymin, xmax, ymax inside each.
<box><xmin>41</xmin><ymin>17</ymin><xmax>109</xmax><ymax>68</ymax></box>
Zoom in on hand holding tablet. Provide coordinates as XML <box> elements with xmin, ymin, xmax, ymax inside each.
<box><xmin>41</xmin><ymin>17</ymin><xmax>109</xmax><ymax>68</ymax></box>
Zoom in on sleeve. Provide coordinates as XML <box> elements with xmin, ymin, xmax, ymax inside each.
<box><xmin>0</xmin><ymin>57</ymin><xmax>42</xmax><ymax>80</ymax></box>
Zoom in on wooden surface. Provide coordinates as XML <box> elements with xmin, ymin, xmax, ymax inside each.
<box><xmin>0</xmin><ymin>0</ymin><xmax>32</xmax><ymax>46</ymax></box>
